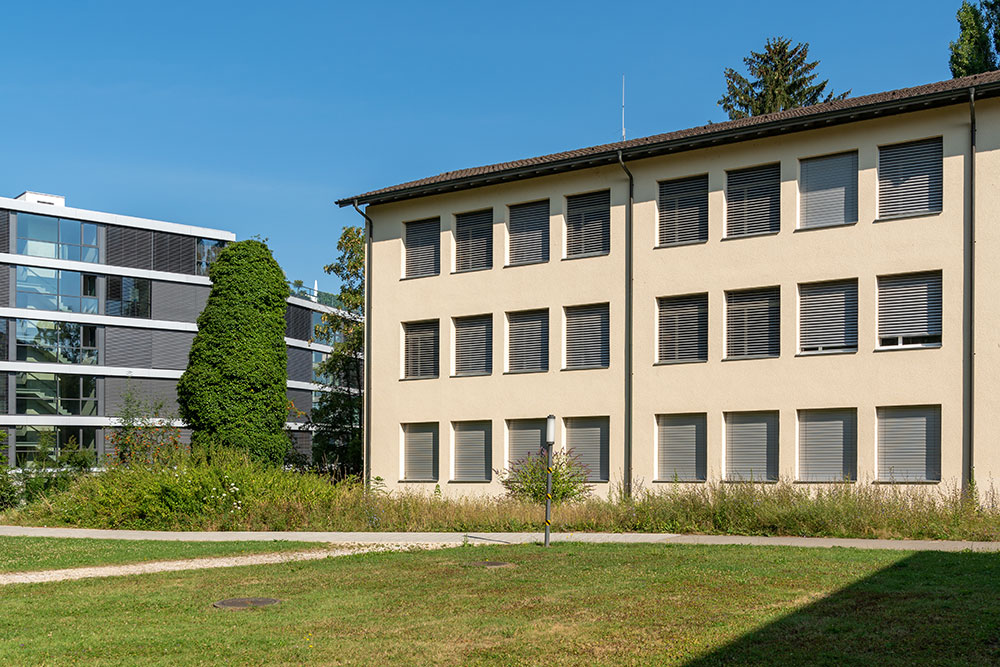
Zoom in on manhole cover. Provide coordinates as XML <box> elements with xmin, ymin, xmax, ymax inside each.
<box><xmin>467</xmin><ymin>561</ymin><xmax>515</xmax><ymax>569</ymax></box>
<box><xmin>213</xmin><ymin>597</ymin><xmax>281</xmax><ymax>610</ymax></box>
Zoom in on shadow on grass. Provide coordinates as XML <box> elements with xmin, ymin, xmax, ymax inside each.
<box><xmin>686</xmin><ymin>550</ymin><xmax>1000</xmax><ymax>666</ymax></box>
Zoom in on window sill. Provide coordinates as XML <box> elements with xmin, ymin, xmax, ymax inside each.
<box><xmin>452</xmin><ymin>266</ymin><xmax>492</xmax><ymax>275</ymax></box>
<box><xmin>451</xmin><ymin>372</ymin><xmax>492</xmax><ymax>379</ymax></box>
<box><xmin>796</xmin><ymin>349</ymin><xmax>857</xmax><ymax>357</ymax></box>
<box><xmin>722</xmin><ymin>354</ymin><xmax>779</xmax><ymax>362</ymax></box>
<box><xmin>398</xmin><ymin>479</ymin><xmax>438</xmax><ymax>483</ymax></box>
<box><xmin>794</xmin><ymin>221</ymin><xmax>857</xmax><ymax>233</ymax></box>
<box><xmin>873</xmin><ymin>480</ymin><xmax>940</xmax><ymax>485</ymax></box>
<box><xmin>654</xmin><ymin>359</ymin><xmax>708</xmax><ymax>366</ymax></box>
<box><xmin>448</xmin><ymin>479</ymin><xmax>492</xmax><ymax>484</ymax></box>
<box><xmin>399</xmin><ymin>375</ymin><xmax>439</xmax><ymax>382</ymax></box>
<box><xmin>504</xmin><ymin>260</ymin><xmax>549</xmax><ymax>269</ymax></box>
<box><xmin>652</xmin><ymin>479</ymin><xmax>706</xmax><ymax>484</ymax></box>
<box><xmin>874</xmin><ymin>344</ymin><xmax>942</xmax><ymax>353</ymax></box>
<box><xmin>721</xmin><ymin>230</ymin><xmax>779</xmax><ymax>242</ymax></box>
<box><xmin>503</xmin><ymin>369</ymin><xmax>548</xmax><ymax>375</ymax></box>
<box><xmin>399</xmin><ymin>273</ymin><xmax>438</xmax><ymax>282</ymax></box>
<box><xmin>561</xmin><ymin>365</ymin><xmax>609</xmax><ymax>372</ymax></box>
<box><xmin>874</xmin><ymin>211</ymin><xmax>942</xmax><ymax>223</ymax></box>
<box><xmin>562</xmin><ymin>251</ymin><xmax>610</xmax><ymax>261</ymax></box>
<box><xmin>654</xmin><ymin>239</ymin><xmax>708</xmax><ymax>250</ymax></box>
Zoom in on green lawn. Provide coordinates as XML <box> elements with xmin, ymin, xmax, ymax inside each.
<box><xmin>2</xmin><ymin>543</ymin><xmax>998</xmax><ymax>665</ymax></box>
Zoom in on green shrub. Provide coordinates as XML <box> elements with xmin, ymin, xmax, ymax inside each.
<box><xmin>498</xmin><ymin>451</ymin><xmax>592</xmax><ymax>503</ymax></box>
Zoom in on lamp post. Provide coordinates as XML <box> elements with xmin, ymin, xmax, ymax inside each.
<box><xmin>544</xmin><ymin>414</ymin><xmax>555</xmax><ymax>547</ymax></box>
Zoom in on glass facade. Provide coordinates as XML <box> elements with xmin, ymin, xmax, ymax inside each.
<box><xmin>106</xmin><ymin>276</ymin><xmax>151</xmax><ymax>318</ymax></box>
<box><xmin>313</xmin><ymin>350</ymin><xmax>330</xmax><ymax>384</ymax></box>
<box><xmin>16</xmin><ymin>319</ymin><xmax>99</xmax><ymax>364</ymax></box>
<box><xmin>196</xmin><ymin>238</ymin><xmax>225</xmax><ymax>276</ymax></box>
<box><xmin>14</xmin><ymin>425</ymin><xmax>98</xmax><ymax>466</ymax></box>
<box><xmin>15</xmin><ymin>266</ymin><xmax>99</xmax><ymax>313</ymax></box>
<box><xmin>311</xmin><ymin>311</ymin><xmax>344</xmax><ymax>345</ymax></box>
<box><xmin>17</xmin><ymin>213</ymin><xmax>100</xmax><ymax>263</ymax></box>
<box><xmin>15</xmin><ymin>373</ymin><xmax>98</xmax><ymax>416</ymax></box>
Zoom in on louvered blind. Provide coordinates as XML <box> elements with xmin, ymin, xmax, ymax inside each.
<box><xmin>105</xmin><ymin>328</ymin><xmax>153</xmax><ymax>367</ymax></box>
<box><xmin>509</xmin><ymin>200</ymin><xmax>549</xmax><ymax>265</ymax></box>
<box><xmin>454</xmin><ymin>421</ymin><xmax>491</xmax><ymax>481</ymax></box>
<box><xmin>726</xmin><ymin>164</ymin><xmax>780</xmax><ymax>237</ymax></box>
<box><xmin>565</xmin><ymin>303</ymin><xmax>609</xmax><ymax>369</ymax></box>
<box><xmin>454</xmin><ymin>315</ymin><xmax>492</xmax><ymax>376</ymax></box>
<box><xmin>726</xmin><ymin>288</ymin><xmax>780</xmax><ymax>358</ymax></box>
<box><xmin>107</xmin><ymin>226</ymin><xmax>153</xmax><ymax>269</ymax></box>
<box><xmin>152</xmin><ymin>232</ymin><xmax>196</xmax><ymax>274</ymax></box>
<box><xmin>657</xmin><ymin>413</ymin><xmax>707</xmax><ymax>481</ymax></box>
<box><xmin>877</xmin><ymin>272</ymin><xmax>942</xmax><ymax>345</ymax></box>
<box><xmin>287</xmin><ymin>347</ymin><xmax>314</xmax><ymax>382</ymax></box>
<box><xmin>799</xmin><ymin>280</ymin><xmax>858</xmax><ymax>352</ymax></box>
<box><xmin>403</xmin><ymin>320</ymin><xmax>439</xmax><ymax>379</ymax></box>
<box><xmin>508</xmin><ymin>419</ymin><xmax>545</xmax><ymax>464</ymax></box>
<box><xmin>878</xmin><ymin>138</ymin><xmax>943</xmax><ymax>219</ymax></box>
<box><xmin>566</xmin><ymin>416</ymin><xmax>609</xmax><ymax>482</ymax></box>
<box><xmin>508</xmin><ymin>309</ymin><xmax>548</xmax><ymax>373</ymax></box>
<box><xmin>285</xmin><ymin>305</ymin><xmax>313</xmax><ymax>340</ymax></box>
<box><xmin>454</xmin><ymin>209</ymin><xmax>493</xmax><ymax>272</ymax></box>
<box><xmin>798</xmin><ymin>409</ymin><xmax>857</xmax><ymax>482</ymax></box>
<box><xmin>877</xmin><ymin>405</ymin><xmax>941</xmax><ymax>482</ymax></box>
<box><xmin>658</xmin><ymin>175</ymin><xmax>708</xmax><ymax>246</ymax></box>
<box><xmin>403</xmin><ymin>423</ymin><xmax>438</xmax><ymax>480</ymax></box>
<box><xmin>658</xmin><ymin>294</ymin><xmax>708</xmax><ymax>363</ymax></box>
<box><xmin>405</xmin><ymin>218</ymin><xmax>440</xmax><ymax>278</ymax></box>
<box><xmin>151</xmin><ymin>330</ymin><xmax>194</xmax><ymax>370</ymax></box>
<box><xmin>800</xmin><ymin>152</ymin><xmax>858</xmax><ymax>228</ymax></box>
<box><xmin>566</xmin><ymin>190</ymin><xmax>610</xmax><ymax>257</ymax></box>
<box><xmin>725</xmin><ymin>411</ymin><xmax>778</xmax><ymax>481</ymax></box>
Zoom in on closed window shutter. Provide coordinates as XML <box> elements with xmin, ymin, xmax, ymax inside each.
<box><xmin>726</xmin><ymin>411</ymin><xmax>778</xmax><ymax>481</ymax></box>
<box><xmin>566</xmin><ymin>416</ymin><xmax>609</xmax><ymax>482</ymax></box>
<box><xmin>726</xmin><ymin>288</ymin><xmax>780</xmax><ymax>358</ymax></box>
<box><xmin>878</xmin><ymin>138</ymin><xmax>943</xmax><ymax>219</ymax></box>
<box><xmin>565</xmin><ymin>303</ymin><xmax>609</xmax><ymax>369</ymax></box>
<box><xmin>455</xmin><ymin>209</ymin><xmax>493</xmax><ymax>272</ymax></box>
<box><xmin>877</xmin><ymin>272</ymin><xmax>942</xmax><ymax>345</ymax></box>
<box><xmin>566</xmin><ymin>190</ymin><xmax>610</xmax><ymax>257</ymax></box>
<box><xmin>403</xmin><ymin>423</ymin><xmax>438</xmax><ymax>480</ymax></box>
<box><xmin>509</xmin><ymin>200</ymin><xmax>549</xmax><ymax>265</ymax></box>
<box><xmin>405</xmin><ymin>218</ymin><xmax>440</xmax><ymax>278</ymax></box>
<box><xmin>508</xmin><ymin>418</ymin><xmax>545</xmax><ymax>464</ymax></box>
<box><xmin>404</xmin><ymin>320</ymin><xmax>439</xmax><ymax>378</ymax></box>
<box><xmin>454</xmin><ymin>315</ymin><xmax>492</xmax><ymax>376</ymax></box>
<box><xmin>726</xmin><ymin>164</ymin><xmax>780</xmax><ymax>237</ymax></box>
<box><xmin>454</xmin><ymin>421</ymin><xmax>491</xmax><ymax>481</ymax></box>
<box><xmin>877</xmin><ymin>405</ymin><xmax>941</xmax><ymax>481</ymax></box>
<box><xmin>508</xmin><ymin>309</ymin><xmax>548</xmax><ymax>372</ymax></box>
<box><xmin>658</xmin><ymin>293</ymin><xmax>708</xmax><ymax>362</ymax></box>
<box><xmin>800</xmin><ymin>152</ymin><xmax>858</xmax><ymax>228</ymax></box>
<box><xmin>799</xmin><ymin>280</ymin><xmax>858</xmax><ymax>352</ymax></box>
<box><xmin>658</xmin><ymin>175</ymin><xmax>708</xmax><ymax>246</ymax></box>
<box><xmin>798</xmin><ymin>409</ymin><xmax>857</xmax><ymax>481</ymax></box>
<box><xmin>657</xmin><ymin>413</ymin><xmax>707</xmax><ymax>481</ymax></box>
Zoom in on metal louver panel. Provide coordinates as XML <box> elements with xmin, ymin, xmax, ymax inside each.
<box><xmin>799</xmin><ymin>280</ymin><xmax>858</xmax><ymax>352</ymax></box>
<box><xmin>878</xmin><ymin>138</ymin><xmax>943</xmax><ymax>219</ymax></box>
<box><xmin>566</xmin><ymin>190</ymin><xmax>610</xmax><ymax>257</ymax></box>
<box><xmin>405</xmin><ymin>218</ymin><xmax>440</xmax><ymax>278</ymax></box>
<box><xmin>104</xmin><ymin>328</ymin><xmax>153</xmax><ymax>368</ymax></box>
<box><xmin>726</xmin><ymin>288</ymin><xmax>780</xmax><ymax>358</ymax></box>
<box><xmin>454</xmin><ymin>315</ymin><xmax>492</xmax><ymax>376</ymax></box>
<box><xmin>566</xmin><ymin>416</ymin><xmax>609</xmax><ymax>482</ymax></box>
<box><xmin>565</xmin><ymin>303</ymin><xmax>609</xmax><ymax>369</ymax></box>
<box><xmin>454</xmin><ymin>420</ymin><xmax>491</xmax><ymax>481</ymax></box>
<box><xmin>152</xmin><ymin>232</ymin><xmax>196</xmax><ymax>275</ymax></box>
<box><xmin>508</xmin><ymin>418</ymin><xmax>545</xmax><ymax>464</ymax></box>
<box><xmin>105</xmin><ymin>378</ymin><xmax>179</xmax><ymax>416</ymax></box>
<box><xmin>403</xmin><ymin>422</ymin><xmax>438</xmax><ymax>480</ymax></box>
<box><xmin>658</xmin><ymin>175</ymin><xmax>708</xmax><ymax>246</ymax></box>
<box><xmin>658</xmin><ymin>294</ymin><xmax>708</xmax><ymax>363</ymax></box>
<box><xmin>0</xmin><ymin>264</ymin><xmax>9</xmax><ymax>308</ymax></box>
<box><xmin>285</xmin><ymin>304</ymin><xmax>313</xmax><ymax>340</ymax></box>
<box><xmin>726</xmin><ymin>163</ymin><xmax>780</xmax><ymax>237</ymax></box>
<box><xmin>287</xmin><ymin>347</ymin><xmax>314</xmax><ymax>382</ymax></box>
<box><xmin>287</xmin><ymin>388</ymin><xmax>311</xmax><ymax>421</ymax></box>
<box><xmin>508</xmin><ymin>309</ymin><xmax>548</xmax><ymax>373</ymax></box>
<box><xmin>509</xmin><ymin>200</ymin><xmax>549</xmax><ymax>265</ymax></box>
<box><xmin>657</xmin><ymin>413</ymin><xmax>707</xmax><ymax>481</ymax></box>
<box><xmin>404</xmin><ymin>320</ymin><xmax>439</xmax><ymax>379</ymax></box>
<box><xmin>725</xmin><ymin>411</ymin><xmax>778</xmax><ymax>481</ymax></box>
<box><xmin>877</xmin><ymin>272</ymin><xmax>942</xmax><ymax>340</ymax></box>
<box><xmin>0</xmin><ymin>210</ymin><xmax>9</xmax><ymax>253</ymax></box>
<box><xmin>800</xmin><ymin>152</ymin><xmax>858</xmax><ymax>228</ymax></box>
<box><xmin>289</xmin><ymin>430</ymin><xmax>312</xmax><ymax>458</ymax></box>
<box><xmin>798</xmin><ymin>409</ymin><xmax>857</xmax><ymax>482</ymax></box>
<box><xmin>877</xmin><ymin>405</ymin><xmax>941</xmax><ymax>481</ymax></box>
<box><xmin>151</xmin><ymin>330</ymin><xmax>194</xmax><ymax>369</ymax></box>
<box><xmin>106</xmin><ymin>226</ymin><xmax>153</xmax><ymax>269</ymax></box>
<box><xmin>151</xmin><ymin>282</ymin><xmax>209</xmax><ymax>323</ymax></box>
<box><xmin>454</xmin><ymin>209</ymin><xmax>493</xmax><ymax>272</ymax></box>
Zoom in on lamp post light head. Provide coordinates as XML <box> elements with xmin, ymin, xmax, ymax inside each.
<box><xmin>546</xmin><ymin>414</ymin><xmax>555</xmax><ymax>445</ymax></box>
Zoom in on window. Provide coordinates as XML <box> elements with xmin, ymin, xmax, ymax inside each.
<box><xmin>454</xmin><ymin>209</ymin><xmax>492</xmax><ymax>272</ymax></box>
<box><xmin>726</xmin><ymin>287</ymin><xmax>780</xmax><ymax>359</ymax></box>
<box><xmin>566</xmin><ymin>416</ymin><xmax>609</xmax><ymax>482</ymax></box>
<box><xmin>17</xmin><ymin>213</ymin><xmax>100</xmax><ymax>263</ymax></box>
<box><xmin>14</xmin><ymin>425</ymin><xmax>97</xmax><ymax>466</ymax></box>
<box><xmin>878</xmin><ymin>137</ymin><xmax>943</xmax><ymax>219</ymax></box>
<box><xmin>725</xmin><ymin>411</ymin><xmax>778</xmax><ymax>481</ymax></box>
<box><xmin>404</xmin><ymin>218</ymin><xmax>440</xmax><ymax>278</ymax></box>
<box><xmin>196</xmin><ymin>238</ymin><xmax>226</xmax><ymax>277</ymax></box>
<box><xmin>16</xmin><ymin>319</ymin><xmax>99</xmax><ymax>364</ymax></box>
<box><xmin>799</xmin><ymin>280</ymin><xmax>858</xmax><ymax>353</ymax></box>
<box><xmin>15</xmin><ymin>373</ymin><xmax>98</xmax><ymax>416</ymax></box>
<box><xmin>657</xmin><ymin>413</ymin><xmax>707</xmax><ymax>482</ymax></box>
<box><xmin>658</xmin><ymin>175</ymin><xmax>708</xmax><ymax>246</ymax></box>
<box><xmin>726</xmin><ymin>163</ymin><xmax>780</xmax><ymax>237</ymax></box>
<box><xmin>565</xmin><ymin>303</ymin><xmax>609</xmax><ymax>369</ymax></box>
<box><xmin>312</xmin><ymin>350</ymin><xmax>330</xmax><ymax>384</ymax></box>
<box><xmin>507</xmin><ymin>418</ymin><xmax>546</xmax><ymax>465</ymax></box>
<box><xmin>566</xmin><ymin>190</ymin><xmax>610</xmax><ymax>258</ymax></box>
<box><xmin>402</xmin><ymin>423</ymin><xmax>438</xmax><ymax>481</ymax></box>
<box><xmin>658</xmin><ymin>294</ymin><xmax>708</xmax><ymax>363</ymax></box>
<box><xmin>507</xmin><ymin>309</ymin><xmax>548</xmax><ymax>373</ymax></box>
<box><xmin>107</xmin><ymin>276</ymin><xmax>152</xmax><ymax>319</ymax></box>
<box><xmin>454</xmin><ymin>314</ymin><xmax>492</xmax><ymax>376</ymax></box>
<box><xmin>453</xmin><ymin>421</ymin><xmax>491</xmax><ymax>482</ymax></box>
<box><xmin>311</xmin><ymin>310</ymin><xmax>344</xmax><ymax>345</ymax></box>
<box><xmin>312</xmin><ymin>389</ymin><xmax>325</xmax><ymax>413</ymax></box>
<box><xmin>16</xmin><ymin>266</ymin><xmax>98</xmax><ymax>313</ymax></box>
<box><xmin>508</xmin><ymin>200</ymin><xmax>549</xmax><ymax>265</ymax></box>
<box><xmin>877</xmin><ymin>405</ymin><xmax>941</xmax><ymax>482</ymax></box>
<box><xmin>877</xmin><ymin>271</ymin><xmax>942</xmax><ymax>347</ymax></box>
<box><xmin>798</xmin><ymin>409</ymin><xmax>857</xmax><ymax>482</ymax></box>
<box><xmin>403</xmin><ymin>320</ymin><xmax>439</xmax><ymax>379</ymax></box>
<box><xmin>800</xmin><ymin>152</ymin><xmax>858</xmax><ymax>229</ymax></box>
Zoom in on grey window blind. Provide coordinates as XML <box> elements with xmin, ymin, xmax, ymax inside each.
<box><xmin>405</xmin><ymin>218</ymin><xmax>440</xmax><ymax>278</ymax></box>
<box><xmin>877</xmin><ymin>272</ymin><xmax>942</xmax><ymax>346</ymax></box>
<box><xmin>658</xmin><ymin>293</ymin><xmax>708</xmax><ymax>363</ymax></box>
<box><xmin>726</xmin><ymin>163</ymin><xmax>780</xmax><ymax>237</ymax></box>
<box><xmin>454</xmin><ymin>315</ymin><xmax>492</xmax><ymax>376</ymax></box>
<box><xmin>877</xmin><ymin>405</ymin><xmax>941</xmax><ymax>482</ymax></box>
<box><xmin>508</xmin><ymin>309</ymin><xmax>548</xmax><ymax>373</ymax></box>
<box><xmin>725</xmin><ymin>411</ymin><xmax>778</xmax><ymax>481</ymax></box>
<box><xmin>509</xmin><ymin>200</ymin><xmax>549</xmax><ymax>265</ymax></box>
<box><xmin>454</xmin><ymin>420</ymin><xmax>491</xmax><ymax>481</ymax></box>
<box><xmin>403</xmin><ymin>320</ymin><xmax>439</xmax><ymax>379</ymax></box>
<box><xmin>726</xmin><ymin>288</ymin><xmax>780</xmax><ymax>358</ymax></box>
<box><xmin>657</xmin><ymin>413</ymin><xmax>707</xmax><ymax>481</ymax></box>
<box><xmin>403</xmin><ymin>423</ymin><xmax>438</xmax><ymax>481</ymax></box>
<box><xmin>800</xmin><ymin>152</ymin><xmax>858</xmax><ymax>228</ymax></box>
<box><xmin>455</xmin><ymin>209</ymin><xmax>493</xmax><ymax>272</ymax></box>
<box><xmin>565</xmin><ymin>303</ymin><xmax>609</xmax><ymax>369</ymax></box>
<box><xmin>799</xmin><ymin>280</ymin><xmax>858</xmax><ymax>353</ymax></box>
<box><xmin>566</xmin><ymin>190</ymin><xmax>610</xmax><ymax>257</ymax></box>
<box><xmin>798</xmin><ymin>409</ymin><xmax>857</xmax><ymax>482</ymax></box>
<box><xmin>658</xmin><ymin>175</ymin><xmax>708</xmax><ymax>246</ymax></box>
<box><xmin>566</xmin><ymin>416</ymin><xmax>609</xmax><ymax>482</ymax></box>
<box><xmin>107</xmin><ymin>226</ymin><xmax>153</xmax><ymax>269</ymax></box>
<box><xmin>508</xmin><ymin>418</ymin><xmax>545</xmax><ymax>464</ymax></box>
<box><xmin>878</xmin><ymin>138</ymin><xmax>943</xmax><ymax>219</ymax></box>
<box><xmin>152</xmin><ymin>232</ymin><xmax>197</xmax><ymax>275</ymax></box>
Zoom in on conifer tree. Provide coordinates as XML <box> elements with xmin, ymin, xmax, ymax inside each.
<box><xmin>950</xmin><ymin>1</ymin><xmax>996</xmax><ymax>77</ymax></box>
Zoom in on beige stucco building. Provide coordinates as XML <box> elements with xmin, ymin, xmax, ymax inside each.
<box><xmin>338</xmin><ymin>71</ymin><xmax>1000</xmax><ymax>498</ymax></box>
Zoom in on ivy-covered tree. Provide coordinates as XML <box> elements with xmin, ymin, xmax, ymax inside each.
<box><xmin>951</xmin><ymin>1</ymin><xmax>998</xmax><ymax>77</ymax></box>
<box><xmin>177</xmin><ymin>239</ymin><xmax>290</xmax><ymax>464</ymax></box>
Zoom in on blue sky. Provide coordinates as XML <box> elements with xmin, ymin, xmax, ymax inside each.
<box><xmin>0</xmin><ymin>1</ymin><xmax>961</xmax><ymax>292</ymax></box>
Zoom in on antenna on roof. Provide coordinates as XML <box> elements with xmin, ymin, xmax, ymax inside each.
<box><xmin>621</xmin><ymin>74</ymin><xmax>626</xmax><ymax>142</ymax></box>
